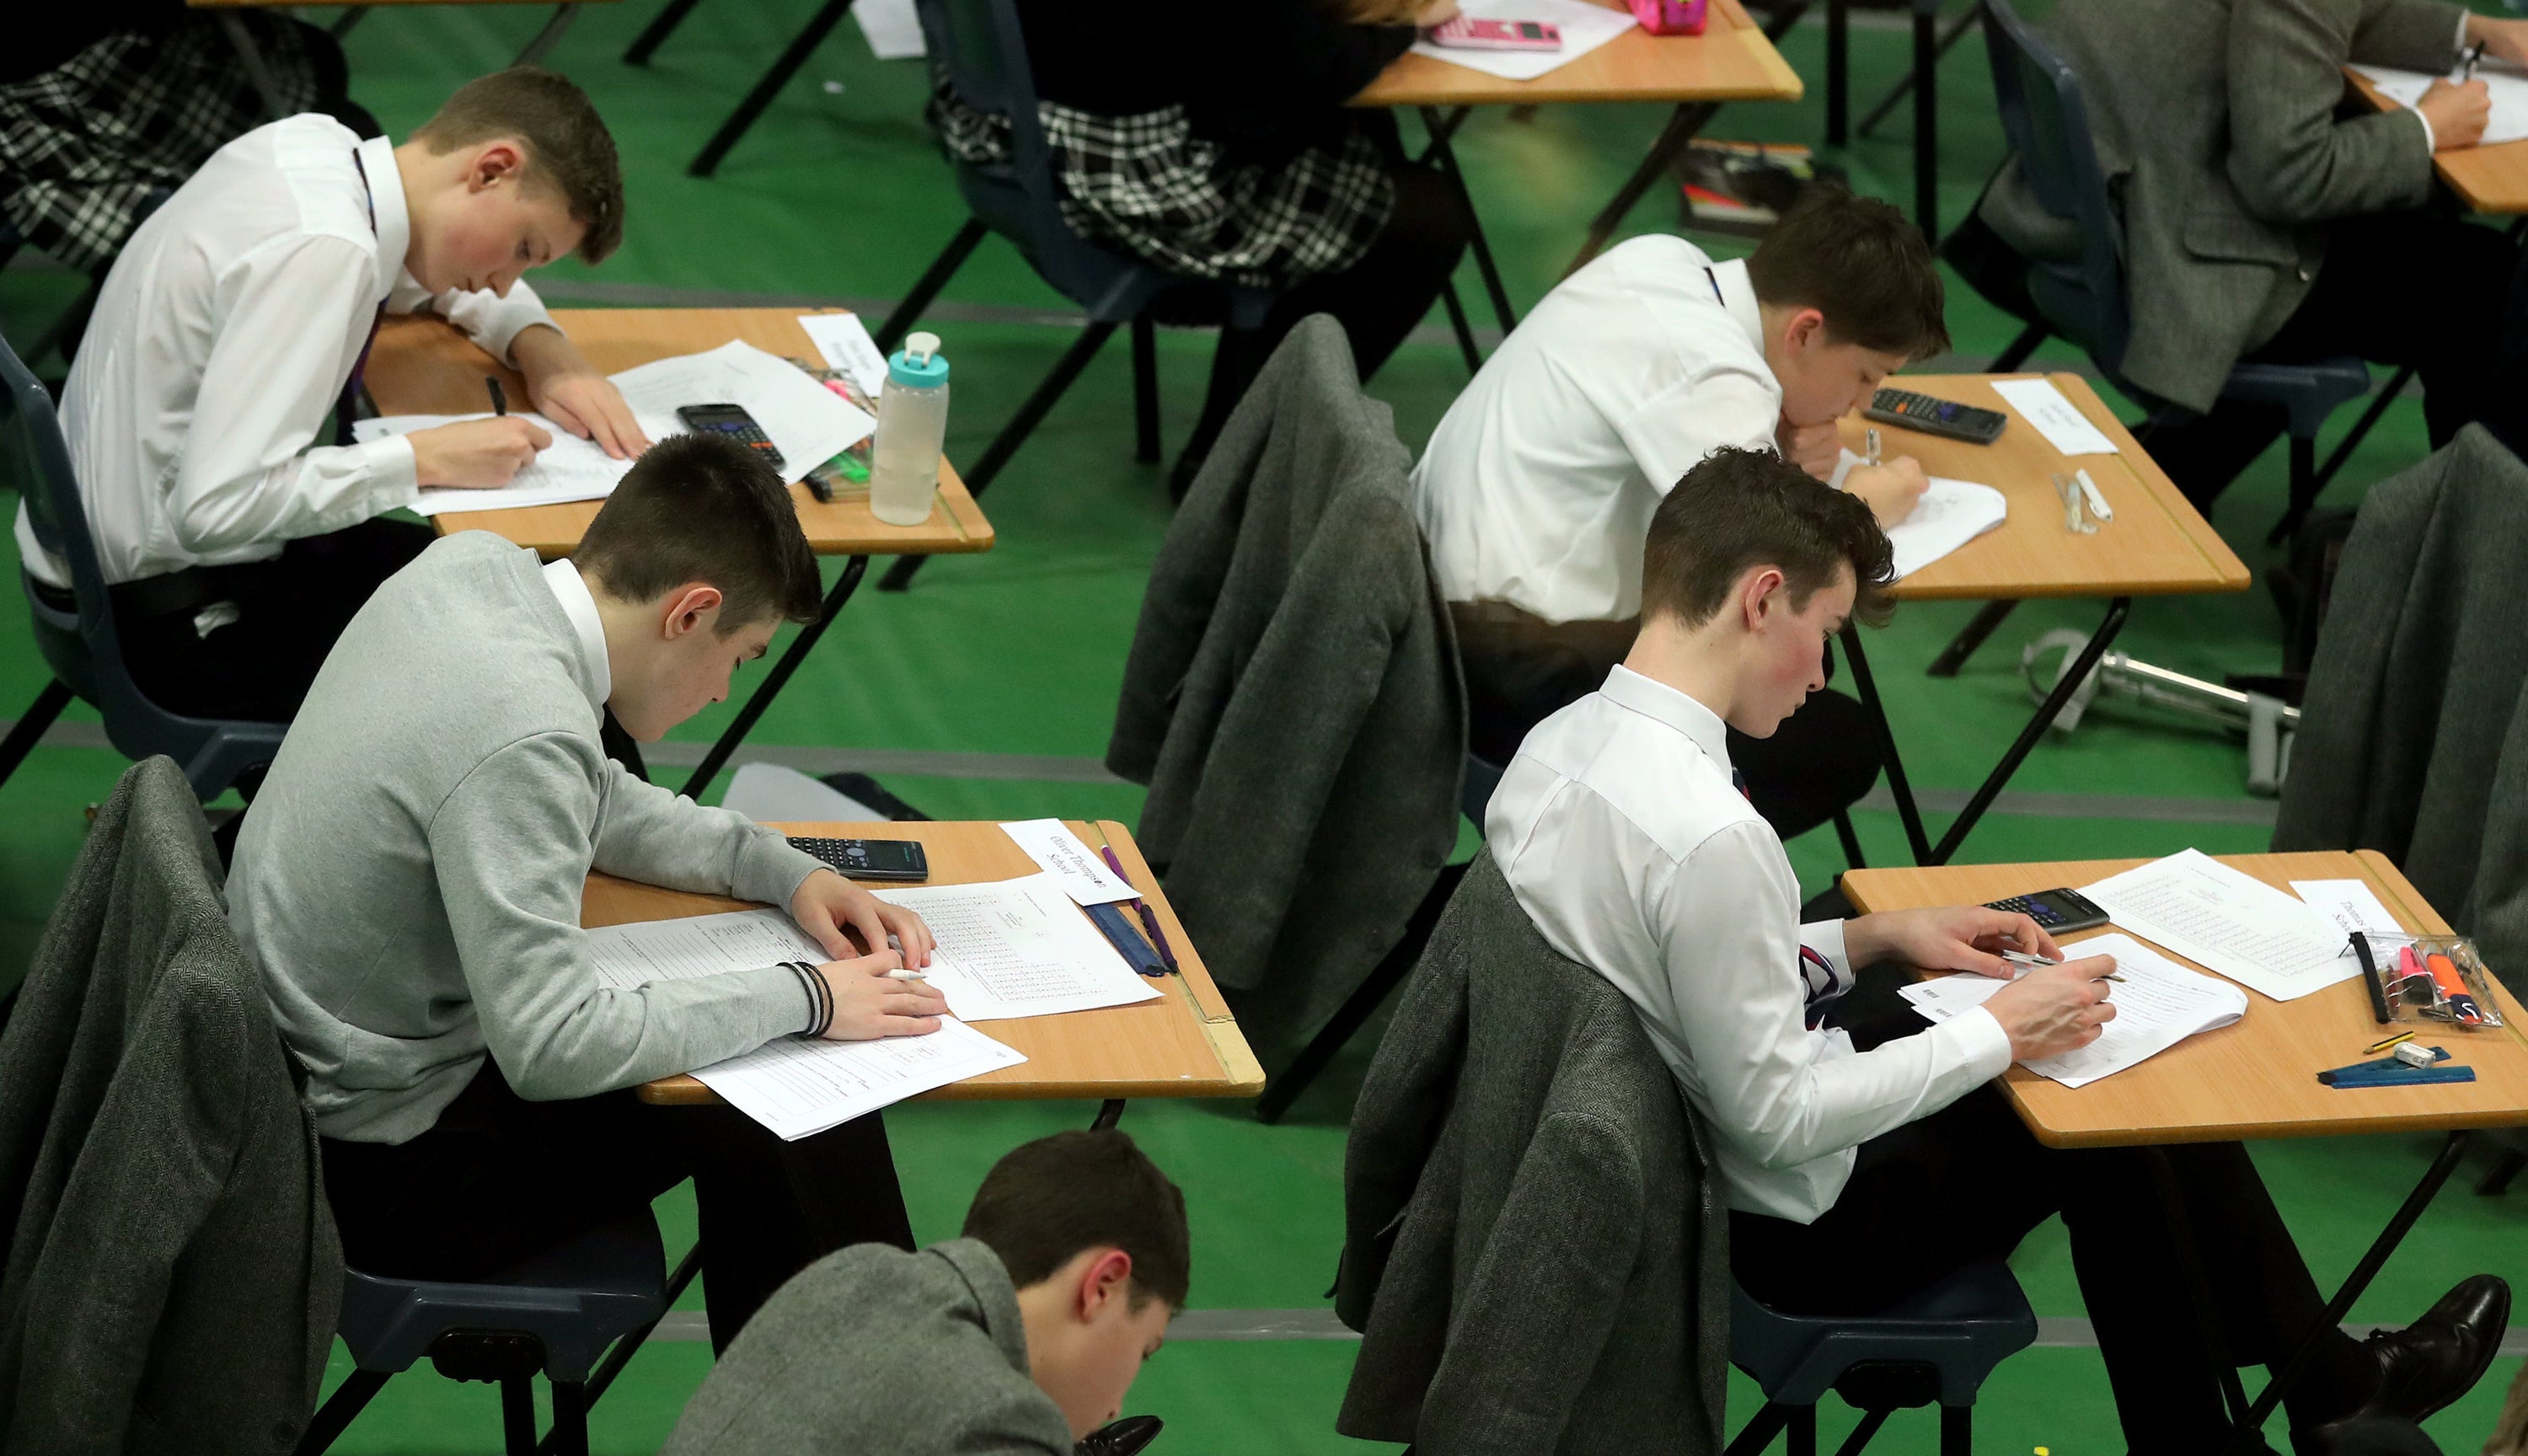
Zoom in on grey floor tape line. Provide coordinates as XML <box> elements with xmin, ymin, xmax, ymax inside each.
<box><xmin>3</xmin><ymin>717</ymin><xmax>2281</xmax><ymax>823</ymax></box>
<box><xmin>653</xmin><ymin>1307</ymin><xmax>2528</xmax><ymax>1357</ymax></box>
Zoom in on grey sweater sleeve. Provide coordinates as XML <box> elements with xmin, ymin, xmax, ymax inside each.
<box><xmin>2226</xmin><ymin>0</ymin><xmax>2441</xmax><ymax>224</ymax></box>
<box><xmin>588</xmin><ymin>761</ymin><xmax>828</xmax><ymax>908</ymax></box>
<box><xmin>431</xmin><ymin>733</ymin><xmax>817</xmax><ymax>1102</ymax></box>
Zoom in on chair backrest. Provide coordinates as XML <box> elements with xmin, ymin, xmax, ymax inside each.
<box><xmin>1</xmin><ymin>329</ymin><xmax>287</xmax><ymax>795</ymax></box>
<box><xmin>1979</xmin><ymin>0</ymin><xmax>2134</xmax><ymax>372</ymax></box>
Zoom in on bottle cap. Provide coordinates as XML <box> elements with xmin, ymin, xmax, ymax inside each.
<box><xmin>889</xmin><ymin>331</ymin><xmax>949</xmax><ymax>388</ymax></box>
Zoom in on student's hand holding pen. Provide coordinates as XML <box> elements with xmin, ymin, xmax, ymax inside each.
<box><xmin>790</xmin><ymin>868</ymin><xmax>937</xmax><ymax>971</ymax></box>
<box><xmin>1844</xmin><ymin>458</ymin><xmax>1930</xmax><ymax>526</ymax></box>
<box><xmin>1847</xmin><ymin>903</ymin><xmax>2064</xmax><ymax>979</ymax></box>
<box><xmin>812</xmin><ymin>950</ymin><xmax>949</xmax><ymax>1040</ymax></box>
<box><xmin>2418</xmin><ymin>76</ymin><xmax>2493</xmax><ymax>151</ymax></box>
<box><xmin>408</xmin><ymin>416</ymin><xmax>552</xmax><ymax>488</ymax></box>
<box><xmin>1984</xmin><ymin>958</ymin><xmax>2121</xmax><ymax>1061</ymax></box>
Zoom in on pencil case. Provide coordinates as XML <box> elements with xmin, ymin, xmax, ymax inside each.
<box><xmin>1629</xmin><ymin>0</ymin><xmax>1706</xmax><ymax>35</ymax></box>
<box><xmin>2352</xmin><ymin>932</ymin><xmax>2504</xmax><ymax>1030</ymax></box>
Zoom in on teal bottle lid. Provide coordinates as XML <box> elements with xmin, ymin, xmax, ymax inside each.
<box><xmin>889</xmin><ymin>331</ymin><xmax>950</xmax><ymax>388</ymax></box>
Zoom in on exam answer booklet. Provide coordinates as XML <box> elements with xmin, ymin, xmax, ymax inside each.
<box><xmin>584</xmin><ymin>907</ymin><xmax>1023</xmax><ymax>1140</ymax></box>
<box><xmin>1902</xmin><ymin>934</ymin><xmax>2247</xmax><ymax>1088</ymax></box>
<box><xmin>2079</xmin><ymin>848</ymin><xmax>2359</xmax><ymax>1002</ymax></box>
<box><xmin>1831</xmin><ymin>449</ymin><xmax>2006</xmax><ymax>579</ymax></box>
<box><xmin>867</xmin><ymin>873</ymin><xmax>1160</xmax><ymax>1021</ymax></box>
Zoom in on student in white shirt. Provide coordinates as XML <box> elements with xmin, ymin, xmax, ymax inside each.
<box><xmin>1412</xmin><ymin>188</ymin><xmax>1942</xmax><ymax>844</ymax></box>
<box><xmin>1486</xmin><ymin>446</ymin><xmax>2510</xmax><ymax>1452</ymax></box>
<box><xmin>19</xmin><ymin>67</ymin><xmax>646</xmax><ymax>735</ymax></box>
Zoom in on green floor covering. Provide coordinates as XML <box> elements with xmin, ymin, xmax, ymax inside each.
<box><xmin>6</xmin><ymin>3</ymin><xmax>2527</xmax><ymax>1450</ymax></box>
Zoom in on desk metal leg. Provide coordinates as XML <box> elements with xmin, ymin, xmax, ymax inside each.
<box><xmin>1911</xmin><ymin>7</ymin><xmax>1937</xmax><ymax>242</ymax></box>
<box><xmin>514</xmin><ymin>5</ymin><xmax>582</xmax><ymax>67</ymax></box>
<box><xmin>2215</xmin><ymin>1132</ymin><xmax>2475</xmax><ymax>1456</ymax></box>
<box><xmin>1417</xmin><ymin>108</ymin><xmax>1516</xmax><ymax>338</ymax></box>
<box><xmin>1438</xmin><ymin>281</ymin><xmax>1485</xmax><ymax>375</ymax></box>
<box><xmin>1843</xmin><ymin>596</ymin><xmax>2129</xmax><ymax>866</ymax></box>
<box><xmin>216</xmin><ymin>14</ymin><xmax>290</xmax><ymax>122</ymax></box>
<box><xmin>1091</xmin><ymin>1100</ymin><xmax>1126</xmax><ymax>1130</ymax></box>
<box><xmin>688</xmin><ymin>0</ymin><xmax>859</xmax><ymax>179</ymax></box>
<box><xmin>1925</xmin><ymin>597</ymin><xmax>2018</xmax><ymax>677</ymax></box>
<box><xmin>680</xmin><ymin>554</ymin><xmax>869</xmax><ymax>801</ymax></box>
<box><xmin>1858</xmin><ymin>4</ymin><xmax>1982</xmax><ymax>136</ymax></box>
<box><xmin>624</xmin><ymin>0</ymin><xmax>708</xmax><ymax>64</ymax></box>
<box><xmin>1825</xmin><ymin>0</ymin><xmax>1850</xmax><ymax>144</ymax></box>
<box><xmin>1568</xmin><ymin>101</ymin><xmax>1720</xmax><ymax>274</ymax></box>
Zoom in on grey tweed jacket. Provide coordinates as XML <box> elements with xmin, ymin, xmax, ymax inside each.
<box><xmin>2274</xmin><ymin>426</ymin><xmax>2528</xmax><ymax>996</ymax></box>
<box><xmin>1981</xmin><ymin>0</ymin><xmax>2463</xmax><ymax>412</ymax></box>
<box><xmin>1336</xmin><ymin>851</ymin><xmax>1728</xmax><ymax>1456</ymax></box>
<box><xmin>0</xmin><ymin>757</ymin><xmax>340</xmax><ymax>1456</ymax></box>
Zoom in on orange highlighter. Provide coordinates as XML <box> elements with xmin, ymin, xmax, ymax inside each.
<box><xmin>2403</xmin><ymin>945</ymin><xmax>2485</xmax><ymax>1025</ymax></box>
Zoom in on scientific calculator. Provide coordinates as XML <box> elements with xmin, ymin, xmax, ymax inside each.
<box><xmin>677</xmin><ymin>402</ymin><xmax>787</xmax><ymax>472</ymax></box>
<box><xmin>1864</xmin><ymin>388</ymin><xmax>2009</xmax><ymax>445</ymax></box>
<box><xmin>787</xmin><ymin>837</ymin><xmax>929</xmax><ymax>882</ymax></box>
<box><xmin>1984</xmin><ymin>887</ymin><xmax>2112</xmax><ymax>934</ymax></box>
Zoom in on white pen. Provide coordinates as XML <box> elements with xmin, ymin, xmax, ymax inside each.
<box><xmin>2075</xmin><ymin>467</ymin><xmax>2113</xmax><ymax>522</ymax></box>
<box><xmin>884</xmin><ymin>967</ymin><xmax>928</xmax><ymax>982</ymax></box>
<box><xmin>1864</xmin><ymin>426</ymin><xmax>1883</xmax><ymax>468</ymax></box>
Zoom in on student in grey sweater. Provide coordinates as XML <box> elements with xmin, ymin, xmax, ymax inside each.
<box><xmin>228</xmin><ymin>431</ymin><xmax>951</xmax><ymax>1344</ymax></box>
<box><xmin>663</xmin><ymin>1130</ymin><xmax>1186</xmax><ymax>1456</ymax></box>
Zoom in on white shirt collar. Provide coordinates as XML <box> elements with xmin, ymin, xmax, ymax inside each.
<box><xmin>355</xmin><ymin>133</ymin><xmax>410</xmax><ymax>303</ymax></box>
<box><xmin>1599</xmin><ymin>663</ymin><xmax>1734</xmax><ymax>774</ymax></box>
<box><xmin>539</xmin><ymin>558</ymin><xmax>612</xmax><ymax>710</ymax></box>
<box><xmin>1707</xmin><ymin>259</ymin><xmax>1766</xmax><ymax>357</ymax></box>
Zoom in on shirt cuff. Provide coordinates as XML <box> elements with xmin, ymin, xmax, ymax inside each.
<box><xmin>365</xmin><ymin>432</ymin><xmax>421</xmax><ymax>511</ymax></box>
<box><xmin>1944</xmin><ymin>1004</ymin><xmax>2018</xmax><ymax>1080</ymax></box>
<box><xmin>1798</xmin><ymin>918</ymin><xmax>1852</xmax><ymax>977</ymax></box>
<box><xmin>2416</xmin><ymin>104</ymin><xmax>2438</xmax><ymax>158</ymax></box>
<box><xmin>442</xmin><ymin>279</ymin><xmax>560</xmax><ymax>366</ymax></box>
<box><xmin>2459</xmin><ymin>9</ymin><xmax>2473</xmax><ymax>56</ymax></box>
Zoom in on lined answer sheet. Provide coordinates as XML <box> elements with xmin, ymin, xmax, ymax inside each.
<box><xmin>873</xmin><ymin>874</ymin><xmax>1159</xmax><ymax>1021</ymax></box>
<box><xmin>2081</xmin><ymin>849</ymin><xmax>2358</xmax><ymax>1002</ymax></box>
<box><xmin>355</xmin><ymin>411</ymin><xmax>678</xmax><ymax>516</ymax></box>
<box><xmin>583</xmin><ymin>908</ymin><xmax>1023</xmax><ymax>1138</ymax></box>
<box><xmin>1832</xmin><ymin>449</ymin><xmax>2007</xmax><ymax>578</ymax></box>
<box><xmin>1904</xmin><ymin>934</ymin><xmax>2247</xmax><ymax>1088</ymax></box>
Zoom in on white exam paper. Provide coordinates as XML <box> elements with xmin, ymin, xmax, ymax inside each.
<box><xmin>999</xmin><ymin>819</ymin><xmax>1140</xmax><ymax>905</ymax></box>
<box><xmin>2292</xmin><ymin>879</ymin><xmax>2408</xmax><ymax>942</ymax></box>
<box><xmin>581</xmin><ymin>908</ymin><xmax>1025</xmax><ymax>1139</ymax></box>
<box><xmin>1408</xmin><ymin>0</ymin><xmax>1637</xmax><ymax>82</ymax></box>
<box><xmin>1991</xmin><ymin>377</ymin><xmax>2119</xmax><ymax>457</ymax></box>
<box><xmin>1905</xmin><ymin>934</ymin><xmax>2248</xmax><ymax>1088</ymax></box>
<box><xmin>612</xmin><ymin>340</ymin><xmax>876</xmax><ymax>486</ymax></box>
<box><xmin>2352</xmin><ymin>60</ymin><xmax>2528</xmax><ymax>147</ymax></box>
<box><xmin>851</xmin><ymin>0</ymin><xmax>927</xmax><ymax>58</ymax></box>
<box><xmin>2081</xmin><ymin>849</ymin><xmax>2359</xmax><ymax>1002</ymax></box>
<box><xmin>356</xmin><ymin>410</ymin><xmax>678</xmax><ymax>516</ymax></box>
<box><xmin>797</xmin><ymin>313</ymin><xmax>892</xmax><ymax>398</ymax></box>
<box><xmin>1832</xmin><ymin>449</ymin><xmax>2008</xmax><ymax>578</ymax></box>
<box><xmin>872</xmin><ymin>874</ymin><xmax>1160</xmax><ymax>1021</ymax></box>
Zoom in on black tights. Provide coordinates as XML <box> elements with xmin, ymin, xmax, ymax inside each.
<box><xmin>1174</xmin><ymin>163</ymin><xmax>1473</xmax><ymax>492</ymax></box>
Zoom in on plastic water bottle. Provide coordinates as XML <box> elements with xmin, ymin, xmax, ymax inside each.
<box><xmin>870</xmin><ymin>332</ymin><xmax>949</xmax><ymax>526</ymax></box>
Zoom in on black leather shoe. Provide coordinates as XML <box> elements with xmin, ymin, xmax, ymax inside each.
<box><xmin>2357</xmin><ymin>1275</ymin><xmax>2510</xmax><ymax>1424</ymax></box>
<box><xmin>1078</xmin><ymin>1414</ymin><xmax>1163</xmax><ymax>1456</ymax></box>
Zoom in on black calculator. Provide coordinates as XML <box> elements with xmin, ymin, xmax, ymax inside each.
<box><xmin>1984</xmin><ymin>887</ymin><xmax>2112</xmax><ymax>934</ymax></box>
<box><xmin>788</xmin><ymin>837</ymin><xmax>929</xmax><ymax>882</ymax></box>
<box><xmin>677</xmin><ymin>402</ymin><xmax>787</xmax><ymax>472</ymax></box>
<box><xmin>1865</xmin><ymin>388</ymin><xmax>2009</xmax><ymax>445</ymax></box>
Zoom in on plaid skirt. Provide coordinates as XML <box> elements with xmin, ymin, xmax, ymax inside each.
<box><xmin>929</xmin><ymin>74</ymin><xmax>1395</xmax><ymax>292</ymax></box>
<box><xmin>0</xmin><ymin>16</ymin><xmax>329</xmax><ymax>275</ymax></box>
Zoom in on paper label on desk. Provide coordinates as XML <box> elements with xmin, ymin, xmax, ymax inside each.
<box><xmin>1830</xmin><ymin>449</ymin><xmax>2007</xmax><ymax>578</ymax></box>
<box><xmin>999</xmin><ymin>819</ymin><xmax>1140</xmax><ymax>905</ymax></box>
<box><xmin>2292</xmin><ymin>879</ymin><xmax>2411</xmax><ymax>942</ymax></box>
<box><xmin>797</xmin><ymin>313</ymin><xmax>892</xmax><ymax>397</ymax></box>
<box><xmin>581</xmin><ymin>908</ymin><xmax>1026</xmax><ymax>1139</ymax></box>
<box><xmin>2081</xmin><ymin>849</ymin><xmax>2360</xmax><ymax>1002</ymax></box>
<box><xmin>1406</xmin><ymin>0</ymin><xmax>1636</xmax><ymax>82</ymax></box>
<box><xmin>873</xmin><ymin>874</ymin><xmax>1160</xmax><ymax>1021</ymax></box>
<box><xmin>356</xmin><ymin>411</ymin><xmax>678</xmax><ymax>517</ymax></box>
<box><xmin>2352</xmin><ymin>61</ymin><xmax>2528</xmax><ymax>147</ymax></box>
<box><xmin>1991</xmin><ymin>377</ymin><xmax>2120</xmax><ymax>457</ymax></box>
<box><xmin>1907</xmin><ymin>934</ymin><xmax>2247</xmax><ymax>1087</ymax></box>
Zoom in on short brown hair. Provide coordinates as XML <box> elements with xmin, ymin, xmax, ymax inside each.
<box><xmin>411</xmin><ymin>67</ymin><xmax>624</xmax><ymax>264</ymax></box>
<box><xmin>962</xmin><ymin>1131</ymin><xmax>1191</xmax><ymax>1311</ymax></box>
<box><xmin>1746</xmin><ymin>184</ymin><xmax>1949</xmax><ymax>360</ymax></box>
<box><xmin>1642</xmin><ymin>446</ymin><xmax>1896</xmax><ymax>629</ymax></box>
<box><xmin>576</xmin><ymin>432</ymin><xmax>822</xmax><ymax>631</ymax></box>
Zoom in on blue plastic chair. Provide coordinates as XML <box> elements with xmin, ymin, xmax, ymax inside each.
<box><xmin>1979</xmin><ymin>0</ymin><xmax>2375</xmax><ymax>545</ymax></box>
<box><xmin>0</xmin><ymin>329</ymin><xmax>286</xmax><ymax>801</ymax></box>
<box><xmin>869</xmin><ymin>0</ymin><xmax>1281</xmax><ymax>591</ymax></box>
<box><xmin>294</xmin><ymin>1212</ymin><xmax>674</xmax><ymax>1456</ymax></box>
<box><xmin>1726</xmin><ymin>1261</ymin><xmax>2039</xmax><ymax>1456</ymax></box>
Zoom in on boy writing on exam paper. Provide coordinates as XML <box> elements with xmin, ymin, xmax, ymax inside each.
<box><xmin>228</xmin><ymin>432</ymin><xmax>949</xmax><ymax>1350</ymax></box>
<box><xmin>1410</xmin><ymin>187</ymin><xmax>1942</xmax><ymax>843</ymax></box>
<box><xmin>1487</xmin><ymin>445</ymin><xmax>2509</xmax><ymax>1453</ymax></box>
<box><xmin>14</xmin><ymin>67</ymin><xmax>648</xmax><ymax>727</ymax></box>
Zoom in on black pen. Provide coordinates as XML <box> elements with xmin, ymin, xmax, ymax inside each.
<box><xmin>2465</xmin><ymin>39</ymin><xmax>2487</xmax><ymax>82</ymax></box>
<box><xmin>485</xmin><ymin>376</ymin><xmax>507</xmax><ymax>417</ymax></box>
